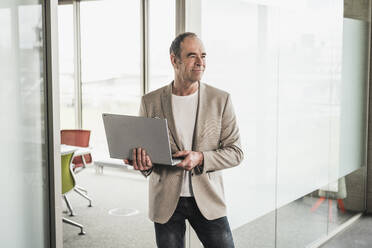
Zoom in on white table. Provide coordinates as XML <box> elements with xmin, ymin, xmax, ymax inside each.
<box><xmin>61</xmin><ymin>145</ymin><xmax>77</xmax><ymax>155</ymax></box>
<box><xmin>61</xmin><ymin>144</ymin><xmax>92</xmax><ymax>168</ymax></box>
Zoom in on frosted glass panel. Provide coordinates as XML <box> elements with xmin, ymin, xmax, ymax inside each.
<box><xmin>200</xmin><ymin>0</ymin><xmax>367</xmax><ymax>247</ymax></box>
<box><xmin>201</xmin><ymin>1</ymin><xmax>277</xmax><ymax>246</ymax></box>
<box><xmin>338</xmin><ymin>18</ymin><xmax>368</xmax><ymax>179</ymax></box>
<box><xmin>276</xmin><ymin>0</ymin><xmax>343</xmax><ymax>207</ymax></box>
<box><xmin>0</xmin><ymin>1</ymin><xmax>48</xmax><ymax>247</ymax></box>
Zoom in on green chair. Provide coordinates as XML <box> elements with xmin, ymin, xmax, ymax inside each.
<box><xmin>61</xmin><ymin>151</ymin><xmax>87</xmax><ymax>235</ymax></box>
<box><xmin>62</xmin><ymin>150</ymin><xmax>92</xmax><ymax>217</ymax></box>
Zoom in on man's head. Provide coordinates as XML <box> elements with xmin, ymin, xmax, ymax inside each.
<box><xmin>170</xmin><ymin>32</ymin><xmax>206</xmax><ymax>84</ymax></box>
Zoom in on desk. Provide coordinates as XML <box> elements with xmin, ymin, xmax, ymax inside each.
<box><xmin>61</xmin><ymin>144</ymin><xmax>92</xmax><ymax>167</ymax></box>
<box><xmin>61</xmin><ymin>144</ymin><xmax>77</xmax><ymax>155</ymax></box>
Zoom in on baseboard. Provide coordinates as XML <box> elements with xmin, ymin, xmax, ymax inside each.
<box><xmin>306</xmin><ymin>213</ymin><xmax>363</xmax><ymax>248</ymax></box>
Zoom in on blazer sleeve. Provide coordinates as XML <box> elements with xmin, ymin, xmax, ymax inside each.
<box><xmin>138</xmin><ymin>96</ymin><xmax>153</xmax><ymax>177</ymax></box>
<box><xmin>200</xmin><ymin>94</ymin><xmax>244</xmax><ymax>173</ymax></box>
<box><xmin>139</xmin><ymin>96</ymin><xmax>147</xmax><ymax>117</ymax></box>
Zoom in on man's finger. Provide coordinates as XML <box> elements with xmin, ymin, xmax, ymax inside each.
<box><xmin>177</xmin><ymin>155</ymin><xmax>195</xmax><ymax>171</ymax></box>
<box><xmin>132</xmin><ymin>148</ymin><xmax>138</xmax><ymax>170</ymax></box>
<box><xmin>173</xmin><ymin>151</ymin><xmax>189</xmax><ymax>157</ymax></box>
<box><xmin>141</xmin><ymin>150</ymin><xmax>150</xmax><ymax>170</ymax></box>
<box><xmin>173</xmin><ymin>150</ymin><xmax>190</xmax><ymax>157</ymax></box>
<box><xmin>142</xmin><ymin>155</ymin><xmax>152</xmax><ymax>170</ymax></box>
<box><xmin>142</xmin><ymin>149</ymin><xmax>147</xmax><ymax>169</ymax></box>
<box><xmin>176</xmin><ymin>157</ymin><xmax>189</xmax><ymax>168</ymax></box>
<box><xmin>137</xmin><ymin>147</ymin><xmax>143</xmax><ymax>170</ymax></box>
<box><xmin>146</xmin><ymin>155</ymin><xmax>152</xmax><ymax>167</ymax></box>
<box><xmin>176</xmin><ymin>161</ymin><xmax>185</xmax><ymax>168</ymax></box>
<box><xmin>123</xmin><ymin>159</ymin><xmax>132</xmax><ymax>165</ymax></box>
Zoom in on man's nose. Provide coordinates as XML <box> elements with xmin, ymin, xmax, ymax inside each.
<box><xmin>195</xmin><ymin>56</ymin><xmax>204</xmax><ymax>66</ymax></box>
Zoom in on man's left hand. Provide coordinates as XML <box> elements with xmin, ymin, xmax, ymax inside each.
<box><xmin>173</xmin><ymin>150</ymin><xmax>203</xmax><ymax>171</ymax></box>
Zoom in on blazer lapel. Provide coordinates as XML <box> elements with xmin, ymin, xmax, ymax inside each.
<box><xmin>161</xmin><ymin>82</ymin><xmax>183</xmax><ymax>151</ymax></box>
<box><xmin>192</xmin><ymin>82</ymin><xmax>206</xmax><ymax>150</ymax></box>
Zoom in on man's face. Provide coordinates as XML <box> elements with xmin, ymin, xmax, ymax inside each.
<box><xmin>171</xmin><ymin>36</ymin><xmax>206</xmax><ymax>84</ymax></box>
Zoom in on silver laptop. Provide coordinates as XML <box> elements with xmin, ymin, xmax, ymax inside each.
<box><xmin>102</xmin><ymin>113</ymin><xmax>182</xmax><ymax>166</ymax></box>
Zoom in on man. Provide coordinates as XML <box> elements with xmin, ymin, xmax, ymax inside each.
<box><xmin>126</xmin><ymin>32</ymin><xmax>243</xmax><ymax>248</ymax></box>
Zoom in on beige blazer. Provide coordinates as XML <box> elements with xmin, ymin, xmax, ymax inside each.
<box><xmin>139</xmin><ymin>82</ymin><xmax>243</xmax><ymax>224</ymax></box>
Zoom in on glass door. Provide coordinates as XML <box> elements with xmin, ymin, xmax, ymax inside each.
<box><xmin>0</xmin><ymin>0</ymin><xmax>50</xmax><ymax>247</ymax></box>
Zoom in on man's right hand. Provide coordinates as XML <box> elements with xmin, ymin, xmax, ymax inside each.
<box><xmin>123</xmin><ymin>147</ymin><xmax>153</xmax><ymax>171</ymax></box>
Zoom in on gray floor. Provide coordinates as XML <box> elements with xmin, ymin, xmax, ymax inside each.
<box><xmin>63</xmin><ymin>166</ymin><xmax>358</xmax><ymax>248</ymax></box>
<box><xmin>320</xmin><ymin>215</ymin><xmax>372</xmax><ymax>248</ymax></box>
<box><xmin>63</xmin><ymin>166</ymin><xmax>155</xmax><ymax>248</ymax></box>
<box><xmin>233</xmin><ymin>197</ymin><xmax>353</xmax><ymax>248</ymax></box>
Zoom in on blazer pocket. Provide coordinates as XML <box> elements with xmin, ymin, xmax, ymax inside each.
<box><xmin>207</xmin><ymin>171</ymin><xmax>221</xmax><ymax>180</ymax></box>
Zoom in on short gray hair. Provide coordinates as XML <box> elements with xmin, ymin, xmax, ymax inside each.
<box><xmin>169</xmin><ymin>32</ymin><xmax>198</xmax><ymax>58</ymax></box>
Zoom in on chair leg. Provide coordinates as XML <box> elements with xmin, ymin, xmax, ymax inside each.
<box><xmin>74</xmin><ymin>188</ymin><xmax>93</xmax><ymax>207</ymax></box>
<box><xmin>82</xmin><ymin>155</ymin><xmax>87</xmax><ymax>168</ymax></box>
<box><xmin>61</xmin><ymin>196</ymin><xmax>69</xmax><ymax>214</ymax></box>
<box><xmin>63</xmin><ymin>217</ymin><xmax>86</xmax><ymax>235</ymax></box>
<box><xmin>76</xmin><ymin>185</ymin><xmax>88</xmax><ymax>194</ymax></box>
<box><xmin>73</xmin><ymin>164</ymin><xmax>85</xmax><ymax>174</ymax></box>
<box><xmin>64</xmin><ymin>195</ymin><xmax>75</xmax><ymax>216</ymax></box>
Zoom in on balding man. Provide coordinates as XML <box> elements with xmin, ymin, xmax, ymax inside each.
<box><xmin>127</xmin><ymin>32</ymin><xmax>243</xmax><ymax>248</ymax></box>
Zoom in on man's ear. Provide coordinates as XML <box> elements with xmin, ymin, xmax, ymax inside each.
<box><xmin>170</xmin><ymin>53</ymin><xmax>178</xmax><ymax>68</ymax></box>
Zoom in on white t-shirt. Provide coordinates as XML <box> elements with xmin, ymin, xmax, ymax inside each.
<box><xmin>171</xmin><ymin>90</ymin><xmax>198</xmax><ymax>197</ymax></box>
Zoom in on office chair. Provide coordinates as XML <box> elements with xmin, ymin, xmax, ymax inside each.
<box><xmin>61</xmin><ymin>151</ymin><xmax>86</xmax><ymax>235</ymax></box>
<box><xmin>61</xmin><ymin>129</ymin><xmax>93</xmax><ymax>171</ymax></box>
<box><xmin>61</xmin><ymin>148</ymin><xmax>93</xmax><ymax>215</ymax></box>
<box><xmin>61</xmin><ymin>129</ymin><xmax>93</xmax><ymax>195</ymax></box>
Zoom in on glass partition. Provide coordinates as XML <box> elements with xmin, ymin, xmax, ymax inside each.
<box><xmin>200</xmin><ymin>0</ymin><xmax>368</xmax><ymax>247</ymax></box>
<box><xmin>325</xmin><ymin>1</ymin><xmax>370</xmax><ymax>233</ymax></box>
<box><xmin>201</xmin><ymin>0</ymin><xmax>278</xmax><ymax>247</ymax></box>
<box><xmin>338</xmin><ymin>17</ymin><xmax>368</xmax><ymax>178</ymax></box>
<box><xmin>0</xmin><ymin>0</ymin><xmax>49</xmax><ymax>247</ymax></box>
<box><xmin>275</xmin><ymin>1</ymin><xmax>342</xmax><ymax>246</ymax></box>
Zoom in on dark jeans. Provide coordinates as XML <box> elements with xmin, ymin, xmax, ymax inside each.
<box><xmin>154</xmin><ymin>197</ymin><xmax>235</xmax><ymax>248</ymax></box>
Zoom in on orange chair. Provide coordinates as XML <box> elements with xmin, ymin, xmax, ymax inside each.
<box><xmin>61</xmin><ymin>129</ymin><xmax>93</xmax><ymax>171</ymax></box>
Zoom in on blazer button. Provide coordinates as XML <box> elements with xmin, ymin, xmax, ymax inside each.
<box><xmin>191</xmin><ymin>173</ymin><xmax>194</xmax><ymax>176</ymax></box>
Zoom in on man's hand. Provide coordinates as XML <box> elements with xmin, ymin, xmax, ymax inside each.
<box><xmin>173</xmin><ymin>150</ymin><xmax>203</xmax><ymax>171</ymax></box>
<box><xmin>123</xmin><ymin>147</ymin><xmax>153</xmax><ymax>171</ymax></box>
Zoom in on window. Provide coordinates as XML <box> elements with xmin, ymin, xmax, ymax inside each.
<box><xmin>80</xmin><ymin>0</ymin><xmax>141</xmax><ymax>158</ymax></box>
<box><xmin>149</xmin><ymin>0</ymin><xmax>175</xmax><ymax>91</ymax></box>
<box><xmin>58</xmin><ymin>4</ymin><xmax>75</xmax><ymax>129</ymax></box>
